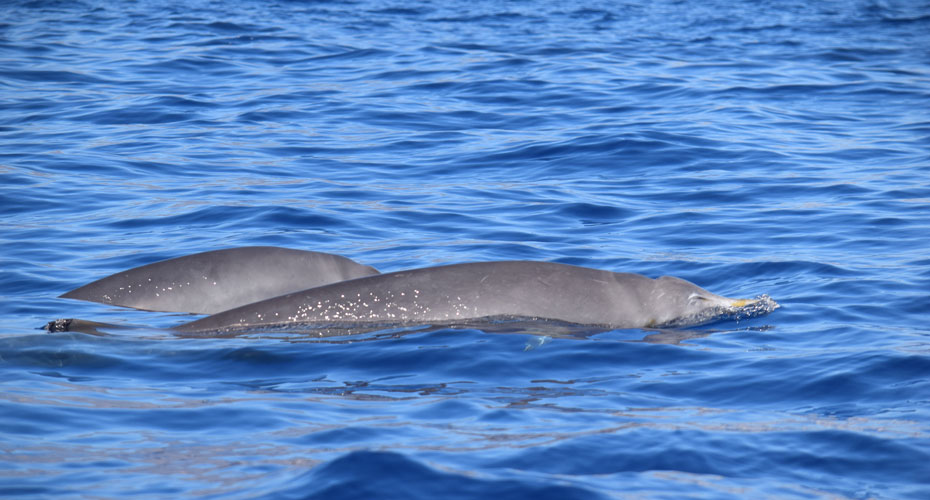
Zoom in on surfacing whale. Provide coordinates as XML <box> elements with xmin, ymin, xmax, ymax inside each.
<box><xmin>60</xmin><ymin>246</ymin><xmax>379</xmax><ymax>314</ymax></box>
<box><xmin>174</xmin><ymin>261</ymin><xmax>777</xmax><ymax>334</ymax></box>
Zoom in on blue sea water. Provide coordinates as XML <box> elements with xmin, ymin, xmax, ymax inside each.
<box><xmin>2</xmin><ymin>0</ymin><xmax>929</xmax><ymax>498</ymax></box>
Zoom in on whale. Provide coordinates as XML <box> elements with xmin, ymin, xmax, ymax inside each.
<box><xmin>174</xmin><ymin>260</ymin><xmax>777</xmax><ymax>334</ymax></box>
<box><xmin>59</xmin><ymin>246</ymin><xmax>379</xmax><ymax>315</ymax></box>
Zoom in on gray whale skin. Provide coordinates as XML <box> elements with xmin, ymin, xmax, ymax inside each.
<box><xmin>175</xmin><ymin>260</ymin><xmax>776</xmax><ymax>333</ymax></box>
<box><xmin>60</xmin><ymin>246</ymin><xmax>379</xmax><ymax>314</ymax></box>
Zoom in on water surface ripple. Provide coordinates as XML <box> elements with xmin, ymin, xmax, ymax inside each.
<box><xmin>1</xmin><ymin>0</ymin><xmax>929</xmax><ymax>499</ymax></box>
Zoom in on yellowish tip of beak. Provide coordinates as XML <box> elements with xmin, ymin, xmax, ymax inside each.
<box><xmin>729</xmin><ymin>298</ymin><xmax>756</xmax><ymax>308</ymax></box>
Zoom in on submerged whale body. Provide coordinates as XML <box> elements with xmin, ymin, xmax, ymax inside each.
<box><xmin>60</xmin><ymin>246</ymin><xmax>379</xmax><ymax>315</ymax></box>
<box><xmin>175</xmin><ymin>260</ymin><xmax>776</xmax><ymax>333</ymax></box>
<box><xmin>55</xmin><ymin>248</ymin><xmax>778</xmax><ymax>335</ymax></box>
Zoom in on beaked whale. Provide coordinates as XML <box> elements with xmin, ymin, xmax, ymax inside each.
<box><xmin>174</xmin><ymin>260</ymin><xmax>776</xmax><ymax>333</ymax></box>
<box><xmin>60</xmin><ymin>246</ymin><xmax>379</xmax><ymax>315</ymax></box>
<box><xmin>53</xmin><ymin>248</ymin><xmax>778</xmax><ymax>335</ymax></box>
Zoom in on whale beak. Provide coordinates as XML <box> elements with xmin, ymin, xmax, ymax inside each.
<box><xmin>726</xmin><ymin>294</ymin><xmax>780</xmax><ymax>315</ymax></box>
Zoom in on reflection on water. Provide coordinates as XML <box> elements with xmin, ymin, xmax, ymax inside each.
<box><xmin>8</xmin><ymin>374</ymin><xmax>922</xmax><ymax>487</ymax></box>
<box><xmin>45</xmin><ymin>315</ymin><xmax>780</xmax><ymax>347</ymax></box>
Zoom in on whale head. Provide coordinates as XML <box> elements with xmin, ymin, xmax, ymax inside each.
<box><xmin>647</xmin><ymin>276</ymin><xmax>778</xmax><ymax>328</ymax></box>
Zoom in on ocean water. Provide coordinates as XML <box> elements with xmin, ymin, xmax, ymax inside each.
<box><xmin>2</xmin><ymin>0</ymin><xmax>929</xmax><ymax>498</ymax></box>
